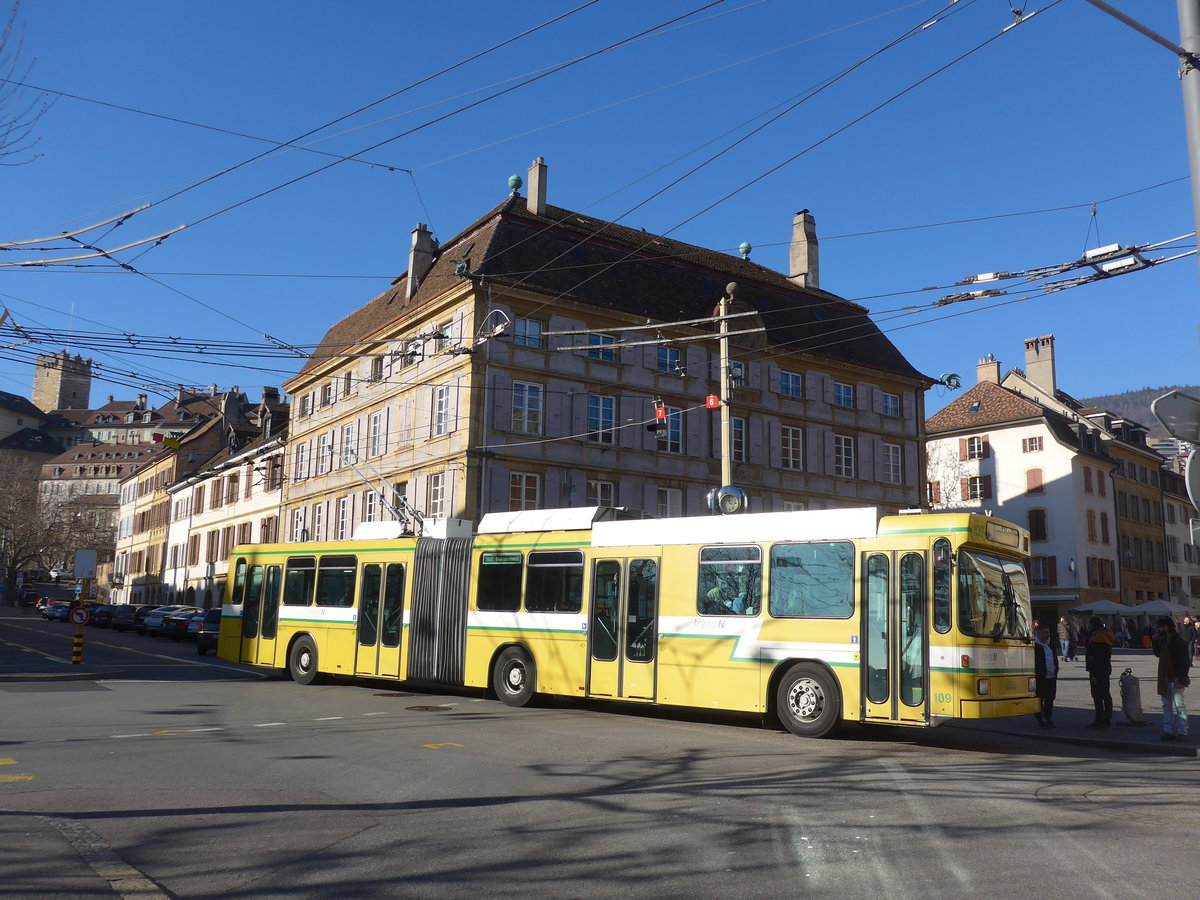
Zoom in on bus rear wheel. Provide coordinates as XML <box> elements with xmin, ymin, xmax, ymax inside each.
<box><xmin>289</xmin><ymin>636</ymin><xmax>319</xmax><ymax>685</ymax></box>
<box><xmin>777</xmin><ymin>663</ymin><xmax>840</xmax><ymax>738</ymax></box>
<box><xmin>493</xmin><ymin>647</ymin><xmax>537</xmax><ymax>707</ymax></box>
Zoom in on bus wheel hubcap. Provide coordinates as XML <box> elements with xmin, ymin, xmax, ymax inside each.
<box><xmin>789</xmin><ymin>679</ymin><xmax>822</xmax><ymax>720</ymax></box>
<box><xmin>299</xmin><ymin>650</ymin><xmax>311</xmax><ymax>671</ymax></box>
<box><xmin>506</xmin><ymin>665</ymin><xmax>524</xmax><ymax>690</ymax></box>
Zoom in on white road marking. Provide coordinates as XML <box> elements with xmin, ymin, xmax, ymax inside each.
<box><xmin>253</xmin><ymin>722</ymin><xmax>286</xmax><ymax>727</ymax></box>
<box><xmin>314</xmin><ymin>716</ymin><xmax>343</xmax><ymax>720</ymax></box>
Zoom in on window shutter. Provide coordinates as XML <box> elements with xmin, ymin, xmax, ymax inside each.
<box><xmin>959</xmin><ymin>438</ymin><xmax>968</xmax><ymax>461</ymax></box>
<box><xmin>1026</xmin><ymin>469</ymin><xmax>1043</xmax><ymax>492</ymax></box>
<box><xmin>981</xmin><ymin>436</ymin><xmax>990</xmax><ymax>459</ymax></box>
<box><xmin>1048</xmin><ymin>556</ymin><xmax>1057</xmax><ymax>586</ymax></box>
<box><xmin>982</xmin><ymin>475</ymin><xmax>993</xmax><ymax>499</ymax></box>
<box><xmin>931</xmin><ymin>480</ymin><xmax>941</xmax><ymax>504</ymax></box>
<box><xmin>961</xmin><ymin>477</ymin><xmax>969</xmax><ymax>500</ymax></box>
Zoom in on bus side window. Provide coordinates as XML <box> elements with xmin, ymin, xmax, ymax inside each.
<box><xmin>697</xmin><ymin>545</ymin><xmax>761</xmax><ymax>616</ymax></box>
<box><xmin>767</xmin><ymin>542</ymin><xmax>854</xmax><ymax>618</ymax></box>
<box><xmin>932</xmin><ymin>538</ymin><xmax>951</xmax><ymax>633</ymax></box>
<box><xmin>316</xmin><ymin>555</ymin><xmax>356</xmax><ymax>607</ymax></box>
<box><xmin>477</xmin><ymin>551</ymin><xmax>522</xmax><ymax>611</ymax></box>
<box><xmin>282</xmin><ymin>557</ymin><xmax>316</xmax><ymax>606</ymax></box>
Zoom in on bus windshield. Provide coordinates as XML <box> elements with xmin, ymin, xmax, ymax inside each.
<box><xmin>957</xmin><ymin>550</ymin><xmax>1032</xmax><ymax>641</ymax></box>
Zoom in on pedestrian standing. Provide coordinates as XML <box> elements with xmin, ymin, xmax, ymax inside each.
<box><xmin>1084</xmin><ymin>616</ymin><xmax>1114</xmax><ymax>728</ymax></box>
<box><xmin>1181</xmin><ymin>616</ymin><xmax>1198</xmax><ymax>663</ymax></box>
<box><xmin>1033</xmin><ymin>625</ymin><xmax>1059</xmax><ymax>728</ymax></box>
<box><xmin>1056</xmin><ymin>617</ymin><xmax>1072</xmax><ymax>660</ymax></box>
<box><xmin>1152</xmin><ymin>617</ymin><xmax>1190</xmax><ymax>742</ymax></box>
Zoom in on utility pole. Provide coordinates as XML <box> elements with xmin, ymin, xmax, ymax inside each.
<box><xmin>1082</xmin><ymin>1</ymin><xmax>1200</xmax><ymax>279</ymax></box>
<box><xmin>718</xmin><ymin>282</ymin><xmax>735</xmax><ymax>489</ymax></box>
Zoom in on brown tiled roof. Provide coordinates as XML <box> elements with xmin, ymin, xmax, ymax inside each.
<box><xmin>0</xmin><ymin>391</ymin><xmax>46</xmax><ymax>418</ymax></box>
<box><xmin>926</xmin><ymin>381</ymin><xmax>1042</xmax><ymax>433</ymax></box>
<box><xmin>43</xmin><ymin>442</ymin><xmax>154</xmax><ymax>465</ymax></box>
<box><xmin>293</xmin><ymin>196</ymin><xmax>929</xmax><ymax>383</ymax></box>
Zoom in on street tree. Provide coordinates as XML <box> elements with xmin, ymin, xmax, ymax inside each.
<box><xmin>1</xmin><ymin>2</ymin><xmax>52</xmax><ymax>166</ymax></box>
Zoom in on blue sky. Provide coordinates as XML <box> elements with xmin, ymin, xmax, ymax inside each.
<box><xmin>0</xmin><ymin>0</ymin><xmax>1193</xmax><ymax>417</ymax></box>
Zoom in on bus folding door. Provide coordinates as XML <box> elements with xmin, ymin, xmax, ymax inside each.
<box><xmin>861</xmin><ymin>550</ymin><xmax>929</xmax><ymax>726</ymax></box>
<box><xmin>587</xmin><ymin>557</ymin><xmax>659</xmax><ymax>701</ymax></box>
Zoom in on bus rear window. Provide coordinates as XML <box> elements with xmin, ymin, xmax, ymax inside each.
<box><xmin>768</xmin><ymin>542</ymin><xmax>853</xmax><ymax>618</ymax></box>
<box><xmin>526</xmin><ymin>550</ymin><xmax>584</xmax><ymax>613</ymax></box>
<box><xmin>477</xmin><ymin>551</ymin><xmax>522</xmax><ymax>612</ymax></box>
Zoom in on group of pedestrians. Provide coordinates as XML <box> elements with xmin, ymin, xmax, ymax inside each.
<box><xmin>1032</xmin><ymin>615</ymin><xmax>1189</xmax><ymax>741</ymax></box>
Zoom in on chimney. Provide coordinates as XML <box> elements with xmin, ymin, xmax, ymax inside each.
<box><xmin>176</xmin><ymin>385</ymin><xmax>186</xmax><ymax>404</ymax></box>
<box><xmin>976</xmin><ymin>354</ymin><xmax>1000</xmax><ymax>384</ymax></box>
<box><xmin>261</xmin><ymin>386</ymin><xmax>280</xmax><ymax>405</ymax></box>
<box><xmin>788</xmin><ymin>210</ymin><xmax>819</xmax><ymax>289</ymax></box>
<box><xmin>406</xmin><ymin>223</ymin><xmax>436</xmax><ymax>301</ymax></box>
<box><xmin>527</xmin><ymin>156</ymin><xmax>547</xmax><ymax>216</ymax></box>
<box><xmin>1023</xmin><ymin>335</ymin><xmax>1057</xmax><ymax>395</ymax></box>
<box><xmin>136</xmin><ymin>392</ymin><xmax>147</xmax><ymax>409</ymax></box>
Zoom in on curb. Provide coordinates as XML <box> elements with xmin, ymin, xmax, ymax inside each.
<box><xmin>954</xmin><ymin>721</ymin><xmax>1198</xmax><ymax>757</ymax></box>
<box><xmin>0</xmin><ymin>670</ymin><xmax>126</xmax><ymax>683</ymax></box>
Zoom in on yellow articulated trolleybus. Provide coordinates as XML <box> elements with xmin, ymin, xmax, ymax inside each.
<box><xmin>218</xmin><ymin>506</ymin><xmax>1038</xmax><ymax>738</ymax></box>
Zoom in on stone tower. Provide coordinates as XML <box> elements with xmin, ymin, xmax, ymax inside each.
<box><xmin>32</xmin><ymin>350</ymin><xmax>93</xmax><ymax>413</ymax></box>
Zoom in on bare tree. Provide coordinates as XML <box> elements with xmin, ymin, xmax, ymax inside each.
<box><xmin>0</xmin><ymin>2</ymin><xmax>52</xmax><ymax>166</ymax></box>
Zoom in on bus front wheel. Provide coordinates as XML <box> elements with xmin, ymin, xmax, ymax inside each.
<box><xmin>493</xmin><ymin>647</ymin><xmax>537</xmax><ymax>707</ymax></box>
<box><xmin>289</xmin><ymin>636</ymin><xmax>319</xmax><ymax>685</ymax></box>
<box><xmin>777</xmin><ymin>663</ymin><xmax>840</xmax><ymax>738</ymax></box>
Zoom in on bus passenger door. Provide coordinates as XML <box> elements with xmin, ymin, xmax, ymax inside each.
<box><xmin>255</xmin><ymin>566</ymin><xmax>282</xmax><ymax>667</ymax></box>
<box><xmin>587</xmin><ymin>557</ymin><xmax>659</xmax><ymax>701</ymax></box>
<box><xmin>861</xmin><ymin>551</ymin><xmax>929</xmax><ymax>725</ymax></box>
<box><xmin>238</xmin><ymin>564</ymin><xmax>262</xmax><ymax>664</ymax></box>
<box><xmin>355</xmin><ymin>563</ymin><xmax>405</xmax><ymax>679</ymax></box>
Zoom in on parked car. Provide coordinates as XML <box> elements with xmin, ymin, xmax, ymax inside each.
<box><xmin>18</xmin><ymin>588</ymin><xmax>40</xmax><ymax>607</ymax></box>
<box><xmin>163</xmin><ymin>609</ymin><xmax>204</xmax><ymax>641</ymax></box>
<box><xmin>90</xmin><ymin>605</ymin><xmax>116</xmax><ymax>628</ymax></box>
<box><xmin>142</xmin><ymin>605</ymin><xmax>200</xmax><ymax>636</ymax></box>
<box><xmin>192</xmin><ymin>608</ymin><xmax>222</xmax><ymax>655</ymax></box>
<box><xmin>41</xmin><ymin>600</ymin><xmax>71</xmax><ymax>620</ymax></box>
<box><xmin>111</xmin><ymin>604</ymin><xmax>155</xmax><ymax>633</ymax></box>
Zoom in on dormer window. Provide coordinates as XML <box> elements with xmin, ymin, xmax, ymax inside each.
<box><xmin>142</xmin><ymin>412</ymin><xmax>152</xmax><ymax>423</ymax></box>
<box><xmin>968</xmin><ymin>401</ymin><xmax>981</xmax><ymax>414</ymax></box>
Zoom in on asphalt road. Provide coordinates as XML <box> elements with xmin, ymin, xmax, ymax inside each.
<box><xmin>2</xmin><ymin>606</ymin><xmax>1197</xmax><ymax>898</ymax></box>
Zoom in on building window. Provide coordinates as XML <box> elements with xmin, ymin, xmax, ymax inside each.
<box><xmin>364</xmin><ymin>491</ymin><xmax>378</xmax><ymax>523</ymax></box>
<box><xmin>727</xmin><ymin>361</ymin><xmax>745</xmax><ymax>390</ymax></box>
<box><xmin>370</xmin><ymin>356</ymin><xmax>384</xmax><ymax>383</ymax></box>
<box><xmin>1028</xmin><ymin>508</ymin><xmax>1047</xmax><ymax>541</ymax></box>
<box><xmin>336</xmin><ymin>497</ymin><xmax>351</xmax><ymax>540</ymax></box>
<box><xmin>428</xmin><ymin>473</ymin><xmax>446</xmax><ymax>517</ymax></box>
<box><xmin>513</xmin><ymin>318</ymin><xmax>545</xmax><ymax>348</ymax></box>
<box><xmin>881</xmin><ymin>391</ymin><xmax>900</xmax><ymax>417</ymax></box>
<box><xmin>588</xmin><ymin>333</ymin><xmax>616</xmax><ymax>362</ymax></box>
<box><xmin>657</xmin><ymin>346</ymin><xmax>681</xmax><ymax>374</ymax></box>
<box><xmin>291</xmin><ymin>510</ymin><xmax>306</xmax><ymax>542</ymax></box>
<box><xmin>882</xmin><ymin>443</ymin><xmax>903</xmax><ymax>484</ymax></box>
<box><xmin>587</xmin><ymin>395</ymin><xmax>615</xmax><ymax>444</ymax></box>
<box><xmin>433</xmin><ymin>385</ymin><xmax>451</xmax><ymax>436</ymax></box>
<box><xmin>317</xmin><ymin>434</ymin><xmax>331</xmax><ymax>475</ymax></box>
<box><xmin>587</xmin><ymin>479</ymin><xmax>615</xmax><ymax>507</ymax></box>
<box><xmin>657</xmin><ymin>487</ymin><xmax>682</xmax><ymax>518</ymax></box>
<box><xmin>833</xmin><ymin>434</ymin><xmax>856</xmax><ymax>478</ymax></box>
<box><xmin>312</xmin><ymin>504</ymin><xmax>325</xmax><ymax>542</ymax></box>
<box><xmin>965</xmin><ymin>436</ymin><xmax>987</xmax><ymax>460</ymax></box>
<box><xmin>320</xmin><ymin>383</ymin><xmax>333</xmax><ymax>407</ymax></box>
<box><xmin>780</xmin><ymin>371</ymin><xmax>803</xmax><ymax>399</ymax></box>
<box><xmin>1022</xmin><ymin>436</ymin><xmax>1043</xmax><ymax>453</ymax></box>
<box><xmin>1026</xmin><ymin>468</ymin><xmax>1044</xmax><ymax>494</ymax></box>
<box><xmin>833</xmin><ymin>382</ymin><xmax>854</xmax><ymax>408</ymax></box>
<box><xmin>1031</xmin><ymin>556</ymin><xmax>1056</xmax><ymax>586</ymax></box>
<box><xmin>657</xmin><ymin>407</ymin><xmax>683</xmax><ymax>454</ymax></box>
<box><xmin>340</xmin><ymin>424</ymin><xmax>355</xmax><ymax>465</ymax></box>
<box><xmin>781</xmin><ymin>425</ymin><xmax>804</xmax><ymax>470</ymax></box>
<box><xmin>512</xmin><ymin>382</ymin><xmax>543</xmax><ymax>434</ymax></box>
<box><xmin>343</xmin><ymin>372</ymin><xmax>353</xmax><ymax>397</ymax></box>
<box><xmin>732</xmin><ymin>417</ymin><xmax>747</xmax><ymax>463</ymax></box>
<box><xmin>369</xmin><ymin>412</ymin><xmax>385</xmax><ymax>457</ymax></box>
<box><xmin>967</xmin><ymin>476</ymin><xmax>988</xmax><ymax>500</ymax></box>
<box><xmin>509</xmin><ymin>473</ymin><xmax>540</xmax><ymax>510</ymax></box>
<box><xmin>435</xmin><ymin>321</ymin><xmax>452</xmax><ymax>353</ymax></box>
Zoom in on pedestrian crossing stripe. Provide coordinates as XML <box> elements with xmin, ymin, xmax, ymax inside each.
<box><xmin>0</xmin><ymin>758</ymin><xmax>16</xmax><ymax>765</ymax></box>
<box><xmin>0</xmin><ymin>774</ymin><xmax>34</xmax><ymax>782</ymax></box>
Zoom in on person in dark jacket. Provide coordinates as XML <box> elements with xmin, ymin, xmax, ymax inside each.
<box><xmin>1084</xmin><ymin>616</ymin><xmax>1114</xmax><ymax>728</ymax></box>
<box><xmin>1033</xmin><ymin>625</ymin><xmax>1059</xmax><ymax>728</ymax></box>
<box><xmin>1152</xmin><ymin>617</ymin><xmax>1190</xmax><ymax>741</ymax></box>
<box><xmin>1182</xmin><ymin>616</ymin><xmax>1198</xmax><ymax>662</ymax></box>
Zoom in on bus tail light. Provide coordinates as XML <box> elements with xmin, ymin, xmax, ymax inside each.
<box><xmin>1029</xmin><ymin>677</ymin><xmax>1037</xmax><ymax>693</ymax></box>
<box><xmin>977</xmin><ymin>678</ymin><xmax>990</xmax><ymax>696</ymax></box>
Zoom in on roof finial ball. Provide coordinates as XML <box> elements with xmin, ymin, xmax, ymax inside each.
<box><xmin>726</xmin><ymin>281</ymin><xmax>740</xmax><ymax>299</ymax></box>
<box><xmin>738</xmin><ymin>242</ymin><xmax>752</xmax><ymax>259</ymax></box>
<box><xmin>508</xmin><ymin>174</ymin><xmax>523</xmax><ymax>196</ymax></box>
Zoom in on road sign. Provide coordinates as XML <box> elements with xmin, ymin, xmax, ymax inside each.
<box><xmin>1152</xmin><ymin>390</ymin><xmax>1200</xmax><ymax>443</ymax></box>
<box><xmin>68</xmin><ymin>606</ymin><xmax>90</xmax><ymax>625</ymax></box>
<box><xmin>74</xmin><ymin>582</ymin><xmax>82</xmax><ymax>596</ymax></box>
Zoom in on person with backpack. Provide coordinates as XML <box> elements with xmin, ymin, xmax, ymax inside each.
<box><xmin>1084</xmin><ymin>616</ymin><xmax>1114</xmax><ymax>728</ymax></box>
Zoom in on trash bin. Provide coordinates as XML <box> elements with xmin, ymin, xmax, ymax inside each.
<box><xmin>1118</xmin><ymin>667</ymin><xmax>1148</xmax><ymax>726</ymax></box>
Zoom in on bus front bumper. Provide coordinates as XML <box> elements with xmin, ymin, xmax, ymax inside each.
<box><xmin>960</xmin><ymin>696</ymin><xmax>1040</xmax><ymax>719</ymax></box>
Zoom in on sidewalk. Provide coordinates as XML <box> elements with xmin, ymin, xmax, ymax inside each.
<box><xmin>952</xmin><ymin>647</ymin><xmax>1197</xmax><ymax>757</ymax></box>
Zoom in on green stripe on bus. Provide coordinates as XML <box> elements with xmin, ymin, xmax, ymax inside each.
<box><xmin>877</xmin><ymin>526</ymin><xmax>971</xmax><ymax>535</ymax></box>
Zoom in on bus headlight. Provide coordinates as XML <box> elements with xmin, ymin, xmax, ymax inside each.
<box><xmin>977</xmin><ymin>678</ymin><xmax>990</xmax><ymax>696</ymax></box>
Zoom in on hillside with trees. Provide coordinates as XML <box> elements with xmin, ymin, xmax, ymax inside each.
<box><xmin>1080</xmin><ymin>385</ymin><xmax>1200</xmax><ymax>443</ymax></box>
